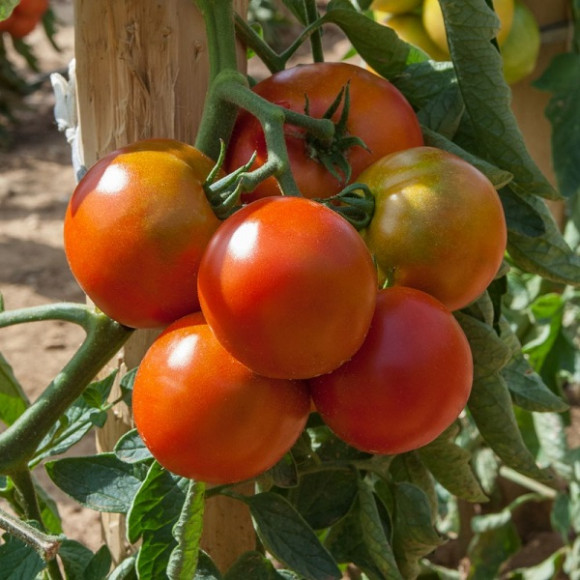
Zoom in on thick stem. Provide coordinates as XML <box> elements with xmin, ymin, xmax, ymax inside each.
<box><xmin>0</xmin><ymin>309</ymin><xmax>133</xmax><ymax>474</ymax></box>
<box><xmin>194</xmin><ymin>0</ymin><xmax>243</xmax><ymax>158</ymax></box>
<box><xmin>305</xmin><ymin>0</ymin><xmax>324</xmax><ymax>62</ymax></box>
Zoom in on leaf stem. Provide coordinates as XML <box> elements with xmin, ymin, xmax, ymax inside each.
<box><xmin>0</xmin><ymin>306</ymin><xmax>133</xmax><ymax>474</ymax></box>
<box><xmin>305</xmin><ymin>0</ymin><xmax>324</xmax><ymax>63</ymax></box>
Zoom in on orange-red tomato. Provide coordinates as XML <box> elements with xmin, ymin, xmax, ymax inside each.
<box><xmin>0</xmin><ymin>0</ymin><xmax>48</xmax><ymax>38</ymax></box>
<box><xmin>64</xmin><ymin>139</ymin><xmax>221</xmax><ymax>329</ymax></box>
<box><xmin>359</xmin><ymin>146</ymin><xmax>507</xmax><ymax>311</ymax></box>
<box><xmin>132</xmin><ymin>312</ymin><xmax>311</xmax><ymax>484</ymax></box>
<box><xmin>197</xmin><ymin>196</ymin><xmax>378</xmax><ymax>380</ymax></box>
<box><xmin>310</xmin><ymin>287</ymin><xmax>473</xmax><ymax>455</ymax></box>
<box><xmin>226</xmin><ymin>62</ymin><xmax>423</xmax><ymax>201</ymax></box>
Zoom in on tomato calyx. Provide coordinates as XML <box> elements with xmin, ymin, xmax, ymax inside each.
<box><xmin>303</xmin><ymin>82</ymin><xmax>369</xmax><ymax>186</ymax></box>
<box><xmin>315</xmin><ymin>182</ymin><xmax>375</xmax><ymax>230</ymax></box>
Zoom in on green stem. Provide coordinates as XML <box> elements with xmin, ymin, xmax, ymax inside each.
<box><xmin>234</xmin><ymin>14</ymin><xmax>286</xmax><ymax>73</ymax></box>
<box><xmin>304</xmin><ymin>0</ymin><xmax>324</xmax><ymax>63</ymax></box>
<box><xmin>9</xmin><ymin>469</ymin><xmax>64</xmax><ymax>579</ymax></box>
<box><xmin>194</xmin><ymin>0</ymin><xmax>244</xmax><ymax>158</ymax></box>
<box><xmin>0</xmin><ymin>306</ymin><xmax>133</xmax><ymax>474</ymax></box>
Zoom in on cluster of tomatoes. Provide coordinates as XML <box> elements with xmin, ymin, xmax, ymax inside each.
<box><xmin>372</xmin><ymin>0</ymin><xmax>540</xmax><ymax>85</ymax></box>
<box><xmin>0</xmin><ymin>0</ymin><xmax>48</xmax><ymax>39</ymax></box>
<box><xmin>64</xmin><ymin>62</ymin><xmax>507</xmax><ymax>485</ymax></box>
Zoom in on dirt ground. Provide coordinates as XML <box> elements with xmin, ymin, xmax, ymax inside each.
<box><xmin>0</xmin><ymin>0</ymin><xmax>576</xmax><ymax>574</ymax></box>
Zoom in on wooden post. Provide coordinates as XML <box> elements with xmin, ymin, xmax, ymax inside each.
<box><xmin>73</xmin><ymin>0</ymin><xmax>254</xmax><ymax>570</ymax></box>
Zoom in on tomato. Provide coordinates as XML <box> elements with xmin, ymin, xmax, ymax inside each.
<box><xmin>64</xmin><ymin>139</ymin><xmax>221</xmax><ymax>329</ymax></box>
<box><xmin>381</xmin><ymin>13</ymin><xmax>449</xmax><ymax>62</ymax></box>
<box><xmin>0</xmin><ymin>0</ymin><xmax>48</xmax><ymax>38</ymax></box>
<box><xmin>358</xmin><ymin>146</ymin><xmax>507</xmax><ymax>311</ymax></box>
<box><xmin>423</xmin><ymin>0</ymin><xmax>514</xmax><ymax>55</ymax></box>
<box><xmin>197</xmin><ymin>196</ymin><xmax>378</xmax><ymax>380</ymax></box>
<box><xmin>225</xmin><ymin>62</ymin><xmax>423</xmax><ymax>201</ymax></box>
<box><xmin>371</xmin><ymin>0</ymin><xmax>422</xmax><ymax>15</ymax></box>
<box><xmin>501</xmin><ymin>0</ymin><xmax>540</xmax><ymax>85</ymax></box>
<box><xmin>132</xmin><ymin>312</ymin><xmax>311</xmax><ymax>484</ymax></box>
<box><xmin>309</xmin><ymin>287</ymin><xmax>473</xmax><ymax>455</ymax></box>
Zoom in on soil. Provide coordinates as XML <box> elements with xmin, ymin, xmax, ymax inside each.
<box><xmin>0</xmin><ymin>0</ymin><xmax>575</xmax><ymax>576</ymax></box>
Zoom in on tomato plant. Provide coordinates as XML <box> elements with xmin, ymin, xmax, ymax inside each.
<box><xmin>64</xmin><ymin>138</ymin><xmax>221</xmax><ymax>329</ymax></box>
<box><xmin>132</xmin><ymin>311</ymin><xmax>311</xmax><ymax>484</ymax></box>
<box><xmin>310</xmin><ymin>286</ymin><xmax>473</xmax><ymax>455</ymax></box>
<box><xmin>225</xmin><ymin>61</ymin><xmax>424</xmax><ymax>201</ymax></box>
<box><xmin>359</xmin><ymin>146</ymin><xmax>507</xmax><ymax>311</ymax></box>
<box><xmin>198</xmin><ymin>196</ymin><xmax>378</xmax><ymax>379</ymax></box>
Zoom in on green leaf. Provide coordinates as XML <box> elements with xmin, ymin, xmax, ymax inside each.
<box><xmin>466</xmin><ymin>519</ymin><xmax>521</xmax><ymax>579</ymax></box>
<box><xmin>267</xmin><ymin>452</ymin><xmax>299</xmax><ymax>489</ymax></box>
<box><xmin>322</xmin><ymin>5</ymin><xmax>426</xmax><ymax>79</ymax></box>
<box><xmin>0</xmin><ymin>0</ymin><xmax>18</xmax><ymax>21</ymax></box>
<box><xmin>195</xmin><ymin>551</ymin><xmax>222</xmax><ymax>580</ymax></box>
<box><xmin>440</xmin><ymin>0</ymin><xmax>558</xmax><ymax>200</ymax></box>
<box><xmin>325</xmin><ymin>494</ymin><xmax>398</xmax><ymax>579</ymax></box>
<box><xmin>500</xmin><ymin>185</ymin><xmax>546</xmax><ymax>238</ymax></box>
<box><xmin>108</xmin><ymin>556</ymin><xmax>138</xmax><ymax>580</ymax></box>
<box><xmin>391</xmin><ymin>482</ymin><xmax>445</xmax><ymax>579</ymax></box>
<box><xmin>127</xmin><ymin>461</ymin><xmax>189</xmax><ymax>579</ymax></box>
<box><xmin>357</xmin><ymin>478</ymin><xmax>404</xmax><ymax>579</ymax></box>
<box><xmin>0</xmin><ymin>351</ymin><xmax>29</xmax><ymax>426</ymax></box>
<box><xmin>418</xmin><ymin>425</ymin><xmax>488</xmax><ymax>503</ymax></box>
<box><xmin>421</xmin><ymin>126</ymin><xmax>513</xmax><ymax>189</ymax></box>
<box><xmin>168</xmin><ymin>480</ymin><xmax>206</xmax><ymax>580</ymax></box>
<box><xmin>506</xmin><ymin>196</ymin><xmax>580</xmax><ymax>285</ymax></box>
<box><xmin>34</xmin><ymin>481</ymin><xmax>63</xmax><ymax>535</ymax></box>
<box><xmin>244</xmin><ymin>491</ymin><xmax>342</xmax><ymax>580</ymax></box>
<box><xmin>468</xmin><ymin>372</ymin><xmax>548</xmax><ymax>482</ymax></box>
<box><xmin>534</xmin><ymin>53</ymin><xmax>580</xmax><ymax>199</ymax></box>
<box><xmin>58</xmin><ymin>540</ymin><xmax>112</xmax><ymax>580</ymax></box>
<box><xmin>45</xmin><ymin>453</ymin><xmax>144</xmax><ymax>512</ymax></box>
<box><xmin>417</xmin><ymin>84</ymin><xmax>464</xmax><ymax>140</ymax></box>
<box><xmin>224</xmin><ymin>551</ymin><xmax>293</xmax><ymax>580</ymax></box>
<box><xmin>114</xmin><ymin>429</ymin><xmax>152</xmax><ymax>464</ymax></box>
<box><xmin>290</xmin><ymin>469</ymin><xmax>358</xmax><ymax>530</ymax></box>
<box><xmin>389</xmin><ymin>453</ymin><xmax>438</xmax><ymax>519</ymax></box>
<box><xmin>502</xmin><ymin>354</ymin><xmax>569</xmax><ymax>413</ymax></box>
<box><xmin>0</xmin><ymin>533</ymin><xmax>46</xmax><ymax>580</ymax></box>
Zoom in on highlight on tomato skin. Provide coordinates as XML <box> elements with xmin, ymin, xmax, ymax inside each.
<box><xmin>63</xmin><ymin>139</ymin><xmax>221</xmax><ymax>329</ymax></box>
<box><xmin>225</xmin><ymin>61</ymin><xmax>424</xmax><ymax>202</ymax></box>
<box><xmin>197</xmin><ymin>195</ymin><xmax>379</xmax><ymax>381</ymax></box>
<box><xmin>132</xmin><ymin>312</ymin><xmax>312</xmax><ymax>485</ymax></box>
<box><xmin>309</xmin><ymin>286</ymin><xmax>474</xmax><ymax>456</ymax></box>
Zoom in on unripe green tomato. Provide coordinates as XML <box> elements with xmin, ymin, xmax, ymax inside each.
<box><xmin>501</xmin><ymin>0</ymin><xmax>540</xmax><ymax>84</ymax></box>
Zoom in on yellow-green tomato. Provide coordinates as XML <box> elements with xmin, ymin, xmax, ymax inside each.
<box><xmin>423</xmin><ymin>0</ymin><xmax>514</xmax><ymax>55</ymax></box>
<box><xmin>358</xmin><ymin>147</ymin><xmax>507</xmax><ymax>311</ymax></box>
<box><xmin>372</xmin><ymin>0</ymin><xmax>422</xmax><ymax>15</ymax></box>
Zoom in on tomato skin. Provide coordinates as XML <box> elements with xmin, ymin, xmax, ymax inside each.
<box><xmin>197</xmin><ymin>196</ymin><xmax>378</xmax><ymax>380</ymax></box>
<box><xmin>310</xmin><ymin>287</ymin><xmax>473</xmax><ymax>455</ymax></box>
<box><xmin>359</xmin><ymin>146</ymin><xmax>507</xmax><ymax>311</ymax></box>
<box><xmin>226</xmin><ymin>62</ymin><xmax>423</xmax><ymax>201</ymax></box>
<box><xmin>132</xmin><ymin>312</ymin><xmax>311</xmax><ymax>484</ymax></box>
<box><xmin>64</xmin><ymin>139</ymin><xmax>221</xmax><ymax>329</ymax></box>
<box><xmin>0</xmin><ymin>0</ymin><xmax>48</xmax><ymax>38</ymax></box>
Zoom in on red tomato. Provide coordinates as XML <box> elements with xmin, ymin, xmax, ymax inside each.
<box><xmin>197</xmin><ymin>196</ymin><xmax>378</xmax><ymax>380</ymax></box>
<box><xmin>0</xmin><ymin>0</ymin><xmax>48</xmax><ymax>38</ymax></box>
<box><xmin>132</xmin><ymin>312</ymin><xmax>311</xmax><ymax>484</ymax></box>
<box><xmin>225</xmin><ymin>62</ymin><xmax>423</xmax><ymax>201</ymax></box>
<box><xmin>64</xmin><ymin>139</ymin><xmax>221</xmax><ymax>329</ymax></box>
<box><xmin>310</xmin><ymin>287</ymin><xmax>473</xmax><ymax>455</ymax></box>
<box><xmin>359</xmin><ymin>146</ymin><xmax>507</xmax><ymax>311</ymax></box>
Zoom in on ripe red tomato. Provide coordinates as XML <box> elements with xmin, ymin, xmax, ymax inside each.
<box><xmin>225</xmin><ymin>62</ymin><xmax>423</xmax><ymax>201</ymax></box>
<box><xmin>0</xmin><ymin>0</ymin><xmax>48</xmax><ymax>38</ymax></box>
<box><xmin>358</xmin><ymin>146</ymin><xmax>507</xmax><ymax>311</ymax></box>
<box><xmin>64</xmin><ymin>139</ymin><xmax>221</xmax><ymax>329</ymax></box>
<box><xmin>132</xmin><ymin>312</ymin><xmax>311</xmax><ymax>484</ymax></box>
<box><xmin>310</xmin><ymin>287</ymin><xmax>473</xmax><ymax>455</ymax></box>
<box><xmin>197</xmin><ymin>196</ymin><xmax>378</xmax><ymax>380</ymax></box>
